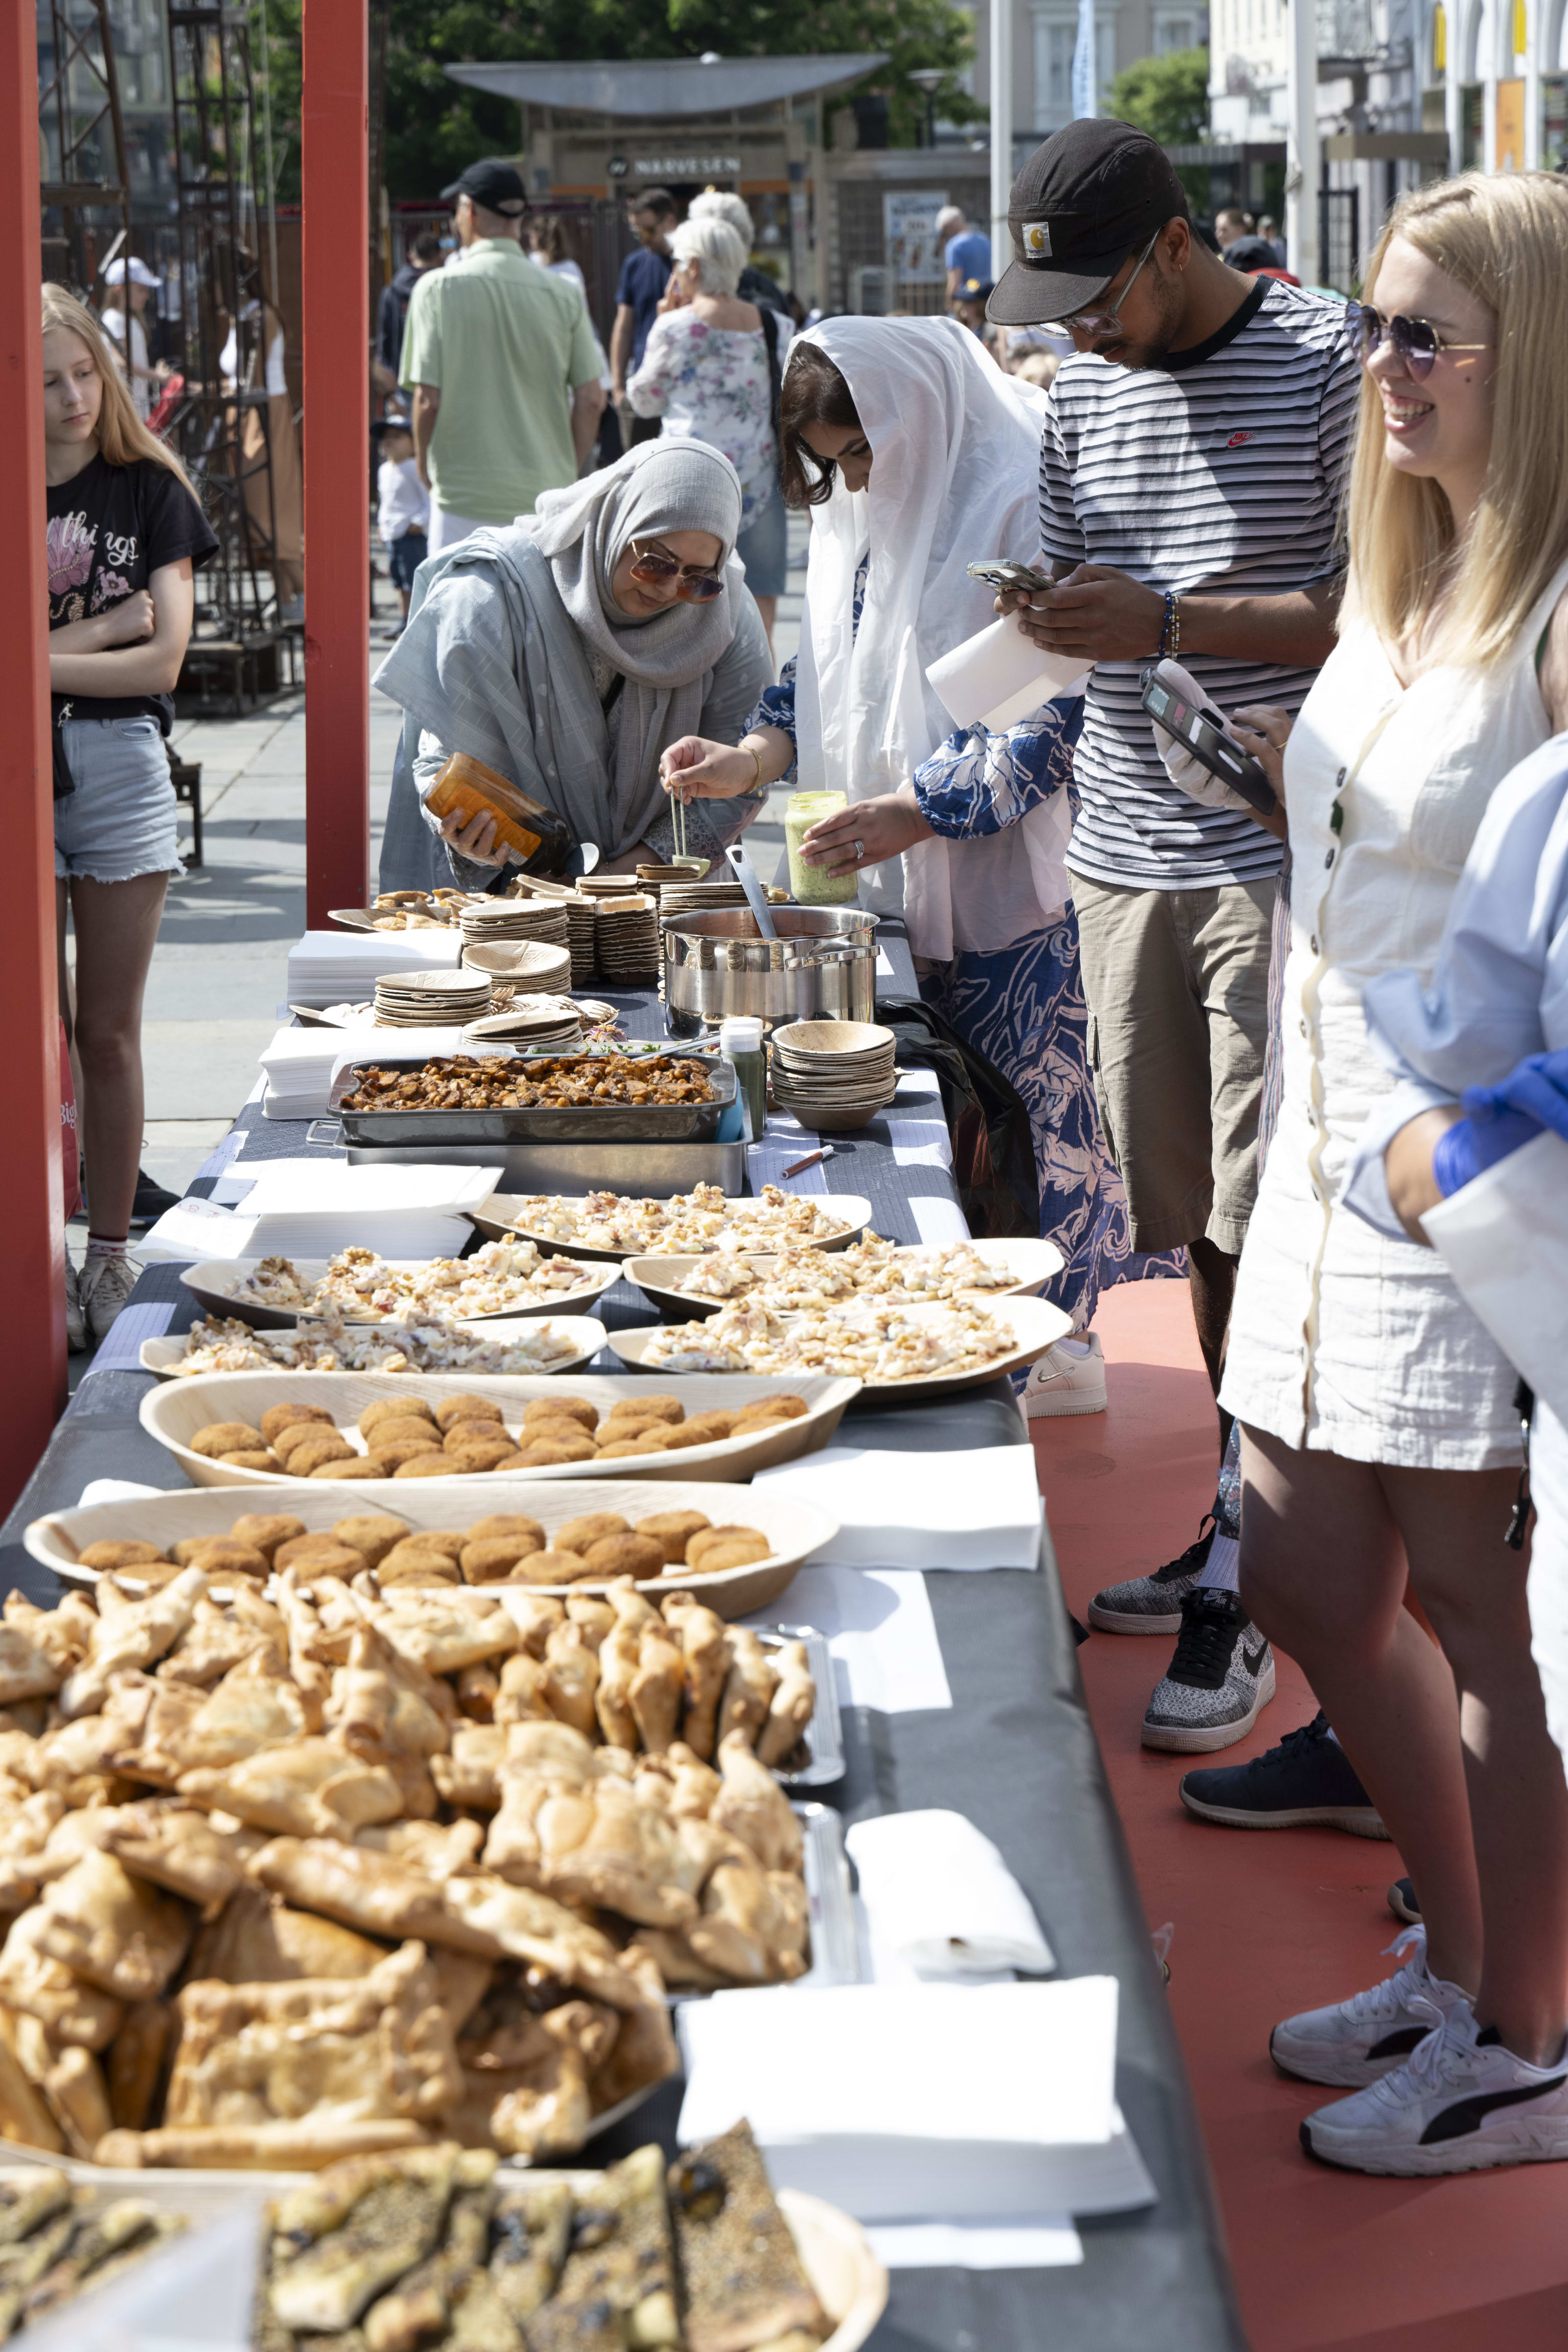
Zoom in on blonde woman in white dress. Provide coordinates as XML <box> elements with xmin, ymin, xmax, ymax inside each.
<box><xmin>1219</xmin><ymin>172</ymin><xmax>1568</xmax><ymax>2175</ymax></box>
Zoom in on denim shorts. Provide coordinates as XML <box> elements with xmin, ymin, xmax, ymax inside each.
<box><xmin>736</xmin><ymin>487</ymin><xmax>788</xmax><ymax>599</ymax></box>
<box><xmin>387</xmin><ymin>530</ymin><xmax>428</xmax><ymax>592</ymax></box>
<box><xmin>54</xmin><ymin>715</ymin><xmax>182</xmax><ymax>885</ymax></box>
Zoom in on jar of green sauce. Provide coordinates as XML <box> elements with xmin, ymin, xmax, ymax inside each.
<box><xmin>785</xmin><ymin>791</ymin><xmax>860</xmax><ymax>906</ymax></box>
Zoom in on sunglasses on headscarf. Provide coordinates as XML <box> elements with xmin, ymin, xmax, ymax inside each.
<box><xmin>627</xmin><ymin>537</ymin><xmax>725</xmax><ymax>603</ymax></box>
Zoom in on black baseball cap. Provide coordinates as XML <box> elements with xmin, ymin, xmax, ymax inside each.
<box><xmin>440</xmin><ymin>158</ymin><xmax>528</xmax><ymax>215</ymax></box>
<box><xmin>987</xmin><ymin>120</ymin><xmax>1188</xmax><ymax>326</ymax></box>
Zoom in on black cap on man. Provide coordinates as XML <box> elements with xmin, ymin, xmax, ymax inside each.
<box><xmin>988</xmin><ymin>120</ymin><xmax>1187</xmax><ymax>326</ymax></box>
<box><xmin>440</xmin><ymin>158</ymin><xmax>528</xmax><ymax>218</ymax></box>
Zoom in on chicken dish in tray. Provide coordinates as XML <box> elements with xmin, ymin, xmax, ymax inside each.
<box><xmin>165</xmin><ymin>1314</ymin><xmax>591</xmax><ymax>1379</ymax></box>
<box><xmin>338</xmin><ymin>1056</ymin><xmax>718</xmax><ymax>1114</ymax></box>
<box><xmin>506</xmin><ymin>1184</ymin><xmax>856</xmax><ymax>1257</ymax></box>
<box><xmin>642</xmin><ymin>1298</ymin><xmax>1018</xmax><ymax>1383</ymax></box>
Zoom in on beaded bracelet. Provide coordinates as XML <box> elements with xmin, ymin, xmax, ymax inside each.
<box><xmin>1158</xmin><ymin>589</ymin><xmax>1181</xmax><ymax>661</ymax></box>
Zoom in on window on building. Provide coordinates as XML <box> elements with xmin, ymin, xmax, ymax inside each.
<box><xmin>1153</xmin><ymin>13</ymin><xmax>1201</xmax><ymax>48</ymax></box>
<box><xmin>1033</xmin><ymin>12</ymin><xmax>1116</xmax><ymax>125</ymax></box>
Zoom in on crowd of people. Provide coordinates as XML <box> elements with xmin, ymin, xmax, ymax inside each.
<box><xmin>40</xmin><ymin>107</ymin><xmax>1568</xmax><ymax>2185</ymax></box>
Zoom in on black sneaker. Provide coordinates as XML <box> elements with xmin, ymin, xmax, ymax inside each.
<box><xmin>1087</xmin><ymin>1517</ymin><xmax>1215</xmax><ymax>1635</ymax></box>
<box><xmin>1141</xmin><ymin>1589</ymin><xmax>1276</xmax><ymax>1753</ymax></box>
<box><xmin>1179</xmin><ymin>1711</ymin><xmax>1389</xmax><ymax>1837</ymax></box>
<box><xmin>129</xmin><ymin>1169</ymin><xmax>181</xmax><ymax>1229</ymax></box>
<box><xmin>1387</xmin><ymin>1876</ymin><xmax>1420</xmax><ymax>1924</ymax></box>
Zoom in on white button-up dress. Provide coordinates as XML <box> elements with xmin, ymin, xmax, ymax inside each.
<box><xmin>1220</xmin><ymin>562</ymin><xmax>1568</xmax><ymax>1469</ymax></box>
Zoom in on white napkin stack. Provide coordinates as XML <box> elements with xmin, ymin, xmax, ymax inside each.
<box><xmin>258</xmin><ymin>1024</ymin><xmax>467</xmax><ymax>1120</ymax></box>
<box><xmin>286</xmin><ymin>928</ymin><xmax>462</xmax><ymax>1008</ymax></box>
<box><xmin>138</xmin><ymin>1160</ymin><xmax>500</xmax><ymax>1265</ymax></box>
<box><xmin>754</xmin><ymin>1446</ymin><xmax>1042</xmax><ymax>1571</ymax></box>
<box><xmin>678</xmin><ymin>1978</ymin><xmax>1153</xmax><ymax>2219</ymax></box>
<box><xmin>845</xmin><ymin>1810</ymin><xmax>1055</xmax><ymax>1979</ymax></box>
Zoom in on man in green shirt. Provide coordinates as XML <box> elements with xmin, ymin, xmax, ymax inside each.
<box><xmin>402</xmin><ymin>158</ymin><xmax>605</xmax><ymax>554</ymax></box>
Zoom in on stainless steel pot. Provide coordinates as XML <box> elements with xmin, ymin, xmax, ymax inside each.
<box><xmin>662</xmin><ymin>906</ymin><xmax>879</xmax><ymax>1038</ymax></box>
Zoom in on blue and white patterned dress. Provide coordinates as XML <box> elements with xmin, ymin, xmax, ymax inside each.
<box><xmin>747</xmin><ymin>558</ymin><xmax>1183</xmax><ymax>1327</ymax></box>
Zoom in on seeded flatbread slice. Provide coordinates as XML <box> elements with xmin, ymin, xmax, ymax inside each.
<box><xmin>669</xmin><ymin>2120</ymin><xmax>826</xmax><ymax>2352</ymax></box>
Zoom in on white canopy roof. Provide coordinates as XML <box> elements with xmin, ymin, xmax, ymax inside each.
<box><xmin>445</xmin><ymin>54</ymin><xmax>889</xmax><ymax>118</ymax></box>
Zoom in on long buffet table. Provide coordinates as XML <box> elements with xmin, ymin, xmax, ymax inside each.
<box><xmin>0</xmin><ymin>931</ymin><xmax>1245</xmax><ymax>2351</ymax></box>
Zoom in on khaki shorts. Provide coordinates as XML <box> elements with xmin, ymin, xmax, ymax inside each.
<box><xmin>1073</xmin><ymin>872</ymin><xmax>1276</xmax><ymax>1256</ymax></box>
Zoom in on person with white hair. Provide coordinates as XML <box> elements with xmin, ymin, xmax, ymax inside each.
<box><xmin>688</xmin><ymin>189</ymin><xmax>793</xmax><ymax>320</ymax></box>
<box><xmin>938</xmin><ymin>204</ymin><xmax>991</xmax><ymax>299</ymax></box>
<box><xmin>628</xmin><ymin>212</ymin><xmax>790</xmax><ymax>647</ymax></box>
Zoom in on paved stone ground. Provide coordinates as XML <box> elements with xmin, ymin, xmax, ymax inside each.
<box><xmin>68</xmin><ymin>513</ymin><xmax>806</xmax><ymax>1221</ymax></box>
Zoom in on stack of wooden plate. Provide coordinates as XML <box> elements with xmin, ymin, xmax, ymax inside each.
<box><xmin>462</xmin><ymin>993</ymin><xmax>584</xmax><ymax>1049</ymax></box>
<box><xmin>770</xmin><ymin>1019</ymin><xmax>899</xmax><ymax>1133</ymax></box>
<box><xmin>372</xmin><ymin>968</ymin><xmax>492</xmax><ymax>1027</ymax></box>
<box><xmin>459</xmin><ymin>897</ymin><xmax>571</xmax><ymax>949</ymax></box>
<box><xmin>659</xmin><ymin>876</ymin><xmax>748</xmax><ymax>928</ymax></box>
<box><xmin>459</xmin><ymin>937</ymin><xmax>573</xmax><ymax>996</ymax></box>
<box><xmin>564</xmin><ymin>894</ymin><xmax>600</xmax><ymax>985</ymax></box>
<box><xmin>594</xmin><ymin>893</ymin><xmax>661</xmax><ymax>983</ymax></box>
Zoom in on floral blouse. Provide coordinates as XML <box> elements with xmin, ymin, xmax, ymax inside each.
<box><xmin>627</xmin><ymin>310</ymin><xmax>779</xmax><ymax>528</ymax></box>
<box><xmin>745</xmin><ymin>554</ymin><xmax>1081</xmax><ymax>843</ymax></box>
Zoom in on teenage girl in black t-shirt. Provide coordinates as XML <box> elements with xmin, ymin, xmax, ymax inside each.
<box><xmin>42</xmin><ymin>284</ymin><xmax>218</xmax><ymax>1349</ymax></box>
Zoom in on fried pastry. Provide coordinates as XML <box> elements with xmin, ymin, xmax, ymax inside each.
<box><xmin>261</xmin><ymin>1401</ymin><xmax>335</xmax><ymax>1446</ymax></box>
<box><xmin>605</xmin><ymin>1395</ymin><xmax>683</xmax><ymax>1428</ymax></box>
<box><xmin>392</xmin><ymin>1452</ymin><xmax>462</xmax><ymax>1480</ymax></box>
<box><xmin>433</xmin><ymin>1395</ymin><xmax>504</xmax><ymax>1433</ymax></box>
<box><xmin>220</xmin><ymin>1450</ymin><xmax>281</xmax><ymax>1473</ymax></box>
<box><xmin>717</xmin><ymin>1629</ymin><xmax>779</xmax><ymax>1746</ymax></box>
<box><xmin>330</xmin><ymin>1515</ymin><xmax>410</xmax><ymax>1568</ymax></box>
<box><xmin>756</xmin><ymin>1640</ymin><xmax>815</xmax><ymax>1769</ymax></box>
<box><xmin>582</xmin><ymin>1534</ymin><xmax>665</xmax><ymax>1581</ymax></box>
<box><xmin>633</xmin><ymin>1510</ymin><xmax>710</xmax><ymax>1567</ymax></box>
<box><xmin>712</xmin><ymin>1729</ymin><xmax>803</xmax><ymax>1872</ymax></box>
<box><xmin>523</xmin><ymin>1396</ymin><xmax>597</xmax><ymax>1433</ymax></box>
<box><xmin>555</xmin><ymin>1513</ymin><xmax>630</xmax><ymax>1556</ymax></box>
<box><xmin>312</xmin><ymin>1456</ymin><xmax>387</xmax><ymax>1481</ymax></box>
<box><xmin>445</xmin><ymin>1435</ymin><xmax>520</xmax><ymax>1474</ymax></box>
<box><xmin>189</xmin><ymin>1421</ymin><xmax>265</xmax><ymax>1459</ymax></box>
<box><xmin>371</xmin><ymin>1429</ymin><xmax>449</xmax><ymax>1471</ymax></box>
<box><xmin>227</xmin><ymin>1513</ymin><xmax>307</xmax><ymax>1562</ymax></box>
<box><xmin>360</xmin><ymin>1397</ymin><xmax>436</xmax><ymax>1437</ymax></box>
<box><xmin>277</xmin><ymin>1533</ymin><xmax>372</xmax><ymax>1575</ymax></box>
<box><xmin>508</xmin><ymin>1550</ymin><xmax>588</xmax><ymax>1586</ymax></box>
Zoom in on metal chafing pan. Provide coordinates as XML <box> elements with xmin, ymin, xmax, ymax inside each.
<box><xmin>663</xmin><ymin>905</ymin><xmax>879</xmax><ymax>1037</ymax></box>
<box><xmin>328</xmin><ymin>1047</ymin><xmax>735</xmax><ymax>1145</ymax></box>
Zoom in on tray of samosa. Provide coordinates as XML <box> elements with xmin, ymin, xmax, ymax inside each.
<box><xmin>0</xmin><ymin>1566</ymin><xmax>851</xmax><ymax>2176</ymax></box>
<box><xmin>139</xmin><ymin>1372</ymin><xmax>861</xmax><ymax>1492</ymax></box>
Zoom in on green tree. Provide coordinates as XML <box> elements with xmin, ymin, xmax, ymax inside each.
<box><xmin>1108</xmin><ymin>46</ymin><xmax>1210</xmax><ymax>146</ymax></box>
<box><xmin>259</xmin><ymin>0</ymin><xmax>981</xmax><ymax>204</ymax></box>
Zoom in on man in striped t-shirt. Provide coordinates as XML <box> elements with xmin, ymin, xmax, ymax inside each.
<box><xmin>988</xmin><ymin>120</ymin><xmax>1356</xmax><ymax>1431</ymax></box>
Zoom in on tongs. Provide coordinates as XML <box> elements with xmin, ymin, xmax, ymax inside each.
<box><xmin>725</xmin><ymin>841</ymin><xmax>779</xmax><ymax>941</ymax></box>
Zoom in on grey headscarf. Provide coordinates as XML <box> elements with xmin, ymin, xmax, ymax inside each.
<box><xmin>375</xmin><ymin>440</ymin><xmax>747</xmax><ymax>861</ymax></box>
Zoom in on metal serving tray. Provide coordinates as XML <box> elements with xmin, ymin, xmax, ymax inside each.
<box><xmin>329</xmin><ymin>1048</ymin><xmax>734</xmax><ymax>1145</ymax></box>
<box><xmin>760</xmin><ymin>1624</ymin><xmax>845</xmax><ymax>1788</ymax></box>
<box><xmin>351</xmin><ymin>1139</ymin><xmax>750</xmax><ymax>1198</ymax></box>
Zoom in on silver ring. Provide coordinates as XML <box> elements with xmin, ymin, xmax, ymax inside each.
<box><xmin>853</xmin><ymin>838</ymin><xmax>865</xmax><ymax>860</ymax></box>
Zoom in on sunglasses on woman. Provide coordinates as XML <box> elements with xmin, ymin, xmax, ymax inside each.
<box><xmin>628</xmin><ymin>538</ymin><xmax>725</xmax><ymax>602</ymax></box>
<box><xmin>1343</xmin><ymin>300</ymin><xmax>1492</xmax><ymax>378</ymax></box>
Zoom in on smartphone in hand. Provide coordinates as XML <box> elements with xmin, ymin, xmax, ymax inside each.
<box><xmin>966</xmin><ymin>559</ymin><xmax>1055</xmax><ymax>597</ymax></box>
<box><xmin>1139</xmin><ymin>664</ymin><xmax>1278</xmax><ymax>819</ymax></box>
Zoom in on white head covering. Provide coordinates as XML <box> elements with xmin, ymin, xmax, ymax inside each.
<box><xmin>789</xmin><ymin>314</ymin><xmax>1073</xmax><ymax>959</ymax></box>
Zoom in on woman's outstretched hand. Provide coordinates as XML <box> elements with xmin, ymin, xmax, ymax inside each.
<box><xmin>438</xmin><ymin>806</ymin><xmax>514</xmax><ymax>867</ymax></box>
<box><xmin>798</xmin><ymin>788</ymin><xmax>934</xmax><ymax>876</ymax></box>
<box><xmin>660</xmin><ymin>737</ymin><xmax>759</xmax><ymax>801</ymax></box>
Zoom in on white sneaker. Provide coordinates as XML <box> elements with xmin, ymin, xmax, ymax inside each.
<box><xmin>64</xmin><ymin>1257</ymin><xmax>86</xmax><ymax>1353</ymax></box>
<box><xmin>1270</xmin><ymin>1927</ymin><xmax>1473</xmax><ymax>2088</ymax></box>
<box><xmin>78</xmin><ymin>1252</ymin><xmax>140</xmax><ymax>1345</ymax></box>
<box><xmin>1022</xmin><ymin>1331</ymin><xmax>1107</xmax><ymax>1418</ymax></box>
<box><xmin>1302</xmin><ymin>2000</ymin><xmax>1568</xmax><ymax>2176</ymax></box>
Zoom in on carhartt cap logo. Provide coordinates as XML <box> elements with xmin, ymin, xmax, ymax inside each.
<box><xmin>1023</xmin><ymin>220</ymin><xmax>1052</xmax><ymax>257</ymax></box>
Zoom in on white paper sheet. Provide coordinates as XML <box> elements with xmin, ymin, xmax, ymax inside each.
<box><xmin>846</xmin><ymin>1810</ymin><xmax>1056</xmax><ymax>1977</ymax></box>
<box><xmin>866</xmin><ymin>2216</ymin><xmax>1083</xmax><ymax>2269</ymax></box>
<box><xmin>78</xmin><ymin>1479</ymin><xmax>162</xmax><ymax>1506</ymax></box>
<box><xmin>755</xmin><ymin>1447</ymin><xmax>1041</xmax><ymax>1571</ymax></box>
<box><xmin>888</xmin><ymin>1113</ymin><xmax>952</xmax><ymax>1169</ymax></box>
<box><xmin>77</xmin><ymin>1302</ymin><xmax>174</xmax><ymax>1376</ymax></box>
<box><xmin>909</xmin><ymin>1194</ymin><xmax>971</xmax><ymax>1246</ymax></box>
<box><xmin>745</xmin><ymin>1563</ymin><xmax>952</xmax><ymax>1713</ymax></box>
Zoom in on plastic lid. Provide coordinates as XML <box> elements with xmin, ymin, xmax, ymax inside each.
<box><xmin>718</xmin><ymin>1016</ymin><xmax>764</xmax><ymax>1051</ymax></box>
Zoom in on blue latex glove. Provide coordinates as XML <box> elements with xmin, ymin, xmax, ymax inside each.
<box><xmin>1463</xmin><ymin>1046</ymin><xmax>1568</xmax><ymax>1141</ymax></box>
<box><xmin>1432</xmin><ymin>1110</ymin><xmax>1541</xmax><ymax>1196</ymax></box>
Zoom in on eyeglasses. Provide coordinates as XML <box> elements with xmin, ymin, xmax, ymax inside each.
<box><xmin>627</xmin><ymin>539</ymin><xmax>725</xmax><ymax>602</ymax></box>
<box><xmin>1044</xmin><ymin>228</ymin><xmax>1162</xmax><ymax>339</ymax></box>
<box><xmin>1343</xmin><ymin>301</ymin><xmax>1492</xmax><ymax>379</ymax></box>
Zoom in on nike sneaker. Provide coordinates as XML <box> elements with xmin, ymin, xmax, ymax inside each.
<box><xmin>1087</xmin><ymin>1517</ymin><xmax>1215</xmax><ymax>1635</ymax></box>
<box><xmin>1140</xmin><ymin>1588</ymin><xmax>1275</xmax><ymax>1753</ymax></box>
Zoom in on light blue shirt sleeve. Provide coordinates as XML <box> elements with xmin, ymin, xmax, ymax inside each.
<box><xmin>1343</xmin><ymin>737</ymin><xmax>1568</xmax><ymax>1237</ymax></box>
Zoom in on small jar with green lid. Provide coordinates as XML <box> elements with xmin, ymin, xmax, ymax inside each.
<box><xmin>785</xmin><ymin>791</ymin><xmax>859</xmax><ymax>905</ymax></box>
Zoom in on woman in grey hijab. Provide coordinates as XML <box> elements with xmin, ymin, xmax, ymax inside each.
<box><xmin>375</xmin><ymin>439</ymin><xmax>772</xmax><ymax>891</ymax></box>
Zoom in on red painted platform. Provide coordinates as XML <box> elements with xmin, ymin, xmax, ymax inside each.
<box><xmin>1033</xmin><ymin>1278</ymin><xmax>1568</xmax><ymax>2352</ymax></box>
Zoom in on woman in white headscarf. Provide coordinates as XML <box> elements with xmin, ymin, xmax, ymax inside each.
<box><xmin>375</xmin><ymin>439</ymin><xmax>772</xmax><ymax>891</ymax></box>
<box><xmin>662</xmin><ymin>314</ymin><xmax>1176</xmax><ymax>1329</ymax></box>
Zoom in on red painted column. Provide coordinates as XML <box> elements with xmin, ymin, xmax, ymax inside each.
<box><xmin>1</xmin><ymin>0</ymin><xmax>68</xmax><ymax>1513</ymax></box>
<box><xmin>302</xmin><ymin>0</ymin><xmax>371</xmax><ymax>923</ymax></box>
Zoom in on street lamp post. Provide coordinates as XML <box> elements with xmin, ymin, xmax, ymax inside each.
<box><xmin>910</xmin><ymin>67</ymin><xmax>944</xmax><ymax>150</ymax></box>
